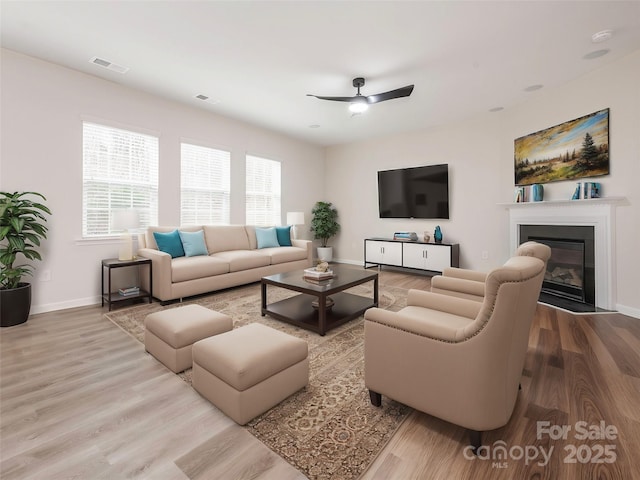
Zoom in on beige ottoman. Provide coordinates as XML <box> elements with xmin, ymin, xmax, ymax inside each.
<box><xmin>144</xmin><ymin>304</ymin><xmax>233</xmax><ymax>373</ymax></box>
<box><xmin>192</xmin><ymin>323</ymin><xmax>309</xmax><ymax>425</ymax></box>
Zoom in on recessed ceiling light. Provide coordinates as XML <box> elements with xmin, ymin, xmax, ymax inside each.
<box><xmin>524</xmin><ymin>84</ymin><xmax>544</xmax><ymax>92</ymax></box>
<box><xmin>489</xmin><ymin>107</ymin><xmax>504</xmax><ymax>112</ymax></box>
<box><xmin>583</xmin><ymin>49</ymin><xmax>610</xmax><ymax>60</ymax></box>
<box><xmin>308</xmin><ymin>124</ymin><xmax>320</xmax><ymax>129</ymax></box>
<box><xmin>592</xmin><ymin>30</ymin><xmax>613</xmax><ymax>43</ymax></box>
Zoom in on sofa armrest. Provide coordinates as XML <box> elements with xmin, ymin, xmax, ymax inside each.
<box><xmin>137</xmin><ymin>232</ymin><xmax>147</xmax><ymax>249</ymax></box>
<box><xmin>136</xmin><ymin>248</ymin><xmax>172</xmax><ymax>301</ymax></box>
<box><xmin>442</xmin><ymin>267</ymin><xmax>487</xmax><ymax>283</ymax></box>
<box><xmin>292</xmin><ymin>239</ymin><xmax>313</xmax><ymax>267</ymax></box>
<box><xmin>407</xmin><ymin>289</ymin><xmax>481</xmax><ymax>319</ymax></box>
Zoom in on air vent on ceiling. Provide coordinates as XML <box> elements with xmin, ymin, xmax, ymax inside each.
<box><xmin>89</xmin><ymin>57</ymin><xmax>129</xmax><ymax>74</ymax></box>
<box><xmin>195</xmin><ymin>94</ymin><xmax>221</xmax><ymax>105</ymax></box>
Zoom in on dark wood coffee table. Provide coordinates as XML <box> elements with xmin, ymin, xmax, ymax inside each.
<box><xmin>261</xmin><ymin>265</ymin><xmax>378</xmax><ymax>336</ymax></box>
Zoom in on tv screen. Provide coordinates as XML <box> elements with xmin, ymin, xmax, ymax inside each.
<box><xmin>378</xmin><ymin>164</ymin><xmax>449</xmax><ymax>219</ymax></box>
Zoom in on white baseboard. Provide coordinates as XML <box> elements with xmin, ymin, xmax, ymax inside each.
<box><xmin>29</xmin><ymin>281</ymin><xmax>640</xmax><ymax>321</ymax></box>
<box><xmin>31</xmin><ymin>296</ymin><xmax>101</xmax><ymax>315</ymax></box>
<box><xmin>332</xmin><ymin>258</ymin><xmax>361</xmax><ymax>266</ymax></box>
<box><xmin>616</xmin><ymin>304</ymin><xmax>640</xmax><ymax>319</ymax></box>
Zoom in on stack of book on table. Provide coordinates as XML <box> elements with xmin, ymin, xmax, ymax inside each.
<box><xmin>393</xmin><ymin>231</ymin><xmax>418</xmax><ymax>241</ymax></box>
<box><xmin>118</xmin><ymin>286</ymin><xmax>140</xmax><ymax>296</ymax></box>
<box><xmin>303</xmin><ymin>268</ymin><xmax>334</xmax><ymax>283</ymax></box>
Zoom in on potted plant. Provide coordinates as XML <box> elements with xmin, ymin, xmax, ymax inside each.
<box><xmin>310</xmin><ymin>201</ymin><xmax>340</xmax><ymax>262</ymax></box>
<box><xmin>0</xmin><ymin>191</ymin><xmax>51</xmax><ymax>327</ymax></box>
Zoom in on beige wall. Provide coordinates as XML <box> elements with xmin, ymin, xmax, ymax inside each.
<box><xmin>2</xmin><ymin>47</ymin><xmax>638</xmax><ymax>317</ymax></box>
<box><xmin>325</xmin><ymin>50</ymin><xmax>640</xmax><ymax>316</ymax></box>
<box><xmin>0</xmin><ymin>49</ymin><xmax>325</xmax><ymax>313</ymax></box>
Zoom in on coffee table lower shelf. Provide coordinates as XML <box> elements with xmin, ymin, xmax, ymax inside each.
<box><xmin>262</xmin><ymin>292</ymin><xmax>375</xmax><ymax>336</ymax></box>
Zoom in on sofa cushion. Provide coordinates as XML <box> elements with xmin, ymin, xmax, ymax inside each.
<box><xmin>146</xmin><ymin>225</ymin><xmax>201</xmax><ymax>250</ymax></box>
<box><xmin>203</xmin><ymin>225</ymin><xmax>250</xmax><ymax>253</ymax></box>
<box><xmin>260</xmin><ymin>246</ymin><xmax>308</xmax><ymax>265</ymax></box>
<box><xmin>245</xmin><ymin>226</ymin><xmax>258</xmax><ymax>250</ymax></box>
<box><xmin>275</xmin><ymin>226</ymin><xmax>292</xmax><ymax>246</ymax></box>
<box><xmin>179</xmin><ymin>229</ymin><xmax>209</xmax><ymax>257</ymax></box>
<box><xmin>171</xmin><ymin>256</ymin><xmax>230</xmax><ymax>283</ymax></box>
<box><xmin>211</xmin><ymin>250</ymin><xmax>270</xmax><ymax>272</ymax></box>
<box><xmin>154</xmin><ymin>230</ymin><xmax>185</xmax><ymax>258</ymax></box>
<box><xmin>256</xmin><ymin>227</ymin><xmax>280</xmax><ymax>249</ymax></box>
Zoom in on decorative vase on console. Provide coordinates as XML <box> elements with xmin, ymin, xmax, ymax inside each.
<box><xmin>434</xmin><ymin>226</ymin><xmax>443</xmax><ymax>243</ymax></box>
<box><xmin>532</xmin><ymin>184</ymin><xmax>544</xmax><ymax>202</ymax></box>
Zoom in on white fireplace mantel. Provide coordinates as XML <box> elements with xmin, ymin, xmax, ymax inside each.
<box><xmin>502</xmin><ymin>197</ymin><xmax>627</xmax><ymax>311</ymax></box>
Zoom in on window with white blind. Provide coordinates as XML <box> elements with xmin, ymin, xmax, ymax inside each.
<box><xmin>180</xmin><ymin>143</ymin><xmax>231</xmax><ymax>225</ymax></box>
<box><xmin>245</xmin><ymin>155</ymin><xmax>281</xmax><ymax>226</ymax></box>
<box><xmin>82</xmin><ymin>122</ymin><xmax>159</xmax><ymax>237</ymax></box>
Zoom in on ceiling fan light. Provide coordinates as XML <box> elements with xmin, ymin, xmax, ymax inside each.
<box><xmin>349</xmin><ymin>102</ymin><xmax>369</xmax><ymax>113</ymax></box>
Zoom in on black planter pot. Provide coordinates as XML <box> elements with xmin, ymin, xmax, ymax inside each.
<box><xmin>0</xmin><ymin>283</ymin><xmax>32</xmax><ymax>327</ymax></box>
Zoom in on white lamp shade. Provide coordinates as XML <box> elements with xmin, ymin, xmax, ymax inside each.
<box><xmin>286</xmin><ymin>211</ymin><xmax>305</xmax><ymax>226</ymax></box>
<box><xmin>112</xmin><ymin>209</ymin><xmax>140</xmax><ymax>232</ymax></box>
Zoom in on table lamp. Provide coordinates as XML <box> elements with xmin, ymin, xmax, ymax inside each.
<box><xmin>286</xmin><ymin>211</ymin><xmax>305</xmax><ymax>240</ymax></box>
<box><xmin>112</xmin><ymin>209</ymin><xmax>140</xmax><ymax>261</ymax></box>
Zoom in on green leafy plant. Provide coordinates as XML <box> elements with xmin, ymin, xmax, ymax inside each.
<box><xmin>310</xmin><ymin>201</ymin><xmax>340</xmax><ymax>248</ymax></box>
<box><xmin>0</xmin><ymin>191</ymin><xmax>51</xmax><ymax>289</ymax></box>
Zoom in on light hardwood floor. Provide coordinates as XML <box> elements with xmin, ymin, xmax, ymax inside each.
<box><xmin>2</xmin><ymin>269</ymin><xmax>639</xmax><ymax>479</ymax></box>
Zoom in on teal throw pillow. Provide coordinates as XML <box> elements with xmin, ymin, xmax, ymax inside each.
<box><xmin>256</xmin><ymin>227</ymin><xmax>280</xmax><ymax>249</ymax></box>
<box><xmin>276</xmin><ymin>225</ymin><xmax>292</xmax><ymax>246</ymax></box>
<box><xmin>179</xmin><ymin>230</ymin><xmax>208</xmax><ymax>257</ymax></box>
<box><xmin>153</xmin><ymin>230</ymin><xmax>185</xmax><ymax>258</ymax></box>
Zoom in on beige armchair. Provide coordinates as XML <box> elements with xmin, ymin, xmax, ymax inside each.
<box><xmin>364</xmin><ymin>250</ymin><xmax>549</xmax><ymax>450</ymax></box>
<box><xmin>430</xmin><ymin>241</ymin><xmax>551</xmax><ymax>302</ymax></box>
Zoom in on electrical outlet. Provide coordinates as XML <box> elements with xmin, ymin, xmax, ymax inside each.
<box><xmin>481</xmin><ymin>251</ymin><xmax>489</xmax><ymax>260</ymax></box>
<box><xmin>40</xmin><ymin>270</ymin><xmax>51</xmax><ymax>282</ymax></box>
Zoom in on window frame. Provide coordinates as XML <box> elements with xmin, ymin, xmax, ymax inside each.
<box><xmin>81</xmin><ymin>120</ymin><xmax>159</xmax><ymax>238</ymax></box>
<box><xmin>180</xmin><ymin>141</ymin><xmax>231</xmax><ymax>226</ymax></box>
<box><xmin>245</xmin><ymin>154</ymin><xmax>282</xmax><ymax>227</ymax></box>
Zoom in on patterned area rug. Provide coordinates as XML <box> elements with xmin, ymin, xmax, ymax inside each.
<box><xmin>104</xmin><ymin>281</ymin><xmax>411</xmax><ymax>480</ymax></box>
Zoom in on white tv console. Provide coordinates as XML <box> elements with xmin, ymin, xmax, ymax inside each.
<box><xmin>364</xmin><ymin>238</ymin><xmax>460</xmax><ymax>274</ymax></box>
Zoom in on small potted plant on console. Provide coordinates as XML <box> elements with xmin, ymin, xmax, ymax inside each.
<box><xmin>310</xmin><ymin>201</ymin><xmax>340</xmax><ymax>262</ymax></box>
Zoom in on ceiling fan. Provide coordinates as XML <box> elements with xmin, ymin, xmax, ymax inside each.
<box><xmin>307</xmin><ymin>77</ymin><xmax>414</xmax><ymax>113</ymax></box>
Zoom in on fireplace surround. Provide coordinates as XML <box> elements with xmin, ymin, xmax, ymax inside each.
<box><xmin>505</xmin><ymin>197</ymin><xmax>624</xmax><ymax>312</ymax></box>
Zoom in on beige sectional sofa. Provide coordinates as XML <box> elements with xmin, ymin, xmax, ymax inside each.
<box><xmin>137</xmin><ymin>225</ymin><xmax>313</xmax><ymax>302</ymax></box>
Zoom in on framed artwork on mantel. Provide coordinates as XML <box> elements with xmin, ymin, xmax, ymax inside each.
<box><xmin>514</xmin><ymin>108</ymin><xmax>609</xmax><ymax>186</ymax></box>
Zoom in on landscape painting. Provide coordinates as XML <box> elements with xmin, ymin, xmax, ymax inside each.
<box><xmin>514</xmin><ymin>108</ymin><xmax>609</xmax><ymax>186</ymax></box>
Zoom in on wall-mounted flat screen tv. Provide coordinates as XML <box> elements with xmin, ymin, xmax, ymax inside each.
<box><xmin>378</xmin><ymin>164</ymin><xmax>449</xmax><ymax>219</ymax></box>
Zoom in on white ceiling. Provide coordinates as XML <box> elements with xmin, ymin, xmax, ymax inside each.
<box><xmin>2</xmin><ymin>1</ymin><xmax>640</xmax><ymax>147</ymax></box>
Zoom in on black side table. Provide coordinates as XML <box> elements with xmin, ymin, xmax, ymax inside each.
<box><xmin>101</xmin><ymin>257</ymin><xmax>153</xmax><ymax>311</ymax></box>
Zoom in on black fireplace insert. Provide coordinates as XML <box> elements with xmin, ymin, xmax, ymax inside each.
<box><xmin>519</xmin><ymin>224</ymin><xmax>595</xmax><ymax>310</ymax></box>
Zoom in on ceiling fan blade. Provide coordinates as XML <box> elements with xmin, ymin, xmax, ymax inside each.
<box><xmin>306</xmin><ymin>94</ymin><xmax>356</xmax><ymax>103</ymax></box>
<box><xmin>366</xmin><ymin>85</ymin><xmax>414</xmax><ymax>104</ymax></box>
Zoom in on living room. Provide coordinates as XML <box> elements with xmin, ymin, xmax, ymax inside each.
<box><xmin>1</xmin><ymin>3</ymin><xmax>638</xmax><ymax>317</ymax></box>
<box><xmin>1</xmin><ymin>2</ymin><xmax>640</xmax><ymax>479</ymax></box>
